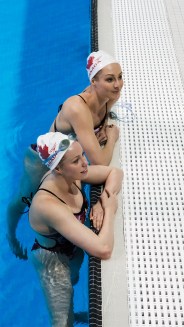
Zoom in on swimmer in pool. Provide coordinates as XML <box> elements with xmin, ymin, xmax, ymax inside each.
<box><xmin>7</xmin><ymin>50</ymin><xmax>124</xmax><ymax>259</ymax></box>
<box><xmin>28</xmin><ymin>132</ymin><xmax>123</xmax><ymax>326</ymax></box>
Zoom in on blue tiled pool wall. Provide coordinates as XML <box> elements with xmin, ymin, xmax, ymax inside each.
<box><xmin>88</xmin><ymin>2</ymin><xmax>103</xmax><ymax>327</ymax></box>
<box><xmin>0</xmin><ymin>1</ymin><xmax>91</xmax><ymax>326</ymax></box>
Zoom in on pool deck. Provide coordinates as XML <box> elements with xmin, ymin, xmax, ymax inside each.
<box><xmin>98</xmin><ymin>1</ymin><xmax>129</xmax><ymax>326</ymax></box>
<box><xmin>97</xmin><ymin>0</ymin><xmax>184</xmax><ymax>326</ymax></box>
<box><xmin>163</xmin><ymin>0</ymin><xmax>184</xmax><ymax>85</ymax></box>
<box><xmin>98</xmin><ymin>0</ymin><xmax>184</xmax><ymax>82</ymax></box>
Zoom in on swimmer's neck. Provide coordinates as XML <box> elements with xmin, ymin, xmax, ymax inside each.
<box><xmin>84</xmin><ymin>86</ymin><xmax>109</xmax><ymax>112</ymax></box>
<box><xmin>49</xmin><ymin>171</ymin><xmax>78</xmax><ymax>194</ymax></box>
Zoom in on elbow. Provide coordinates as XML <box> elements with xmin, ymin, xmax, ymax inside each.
<box><xmin>115</xmin><ymin>168</ymin><xmax>124</xmax><ymax>185</ymax></box>
<box><xmin>97</xmin><ymin>245</ymin><xmax>113</xmax><ymax>260</ymax></box>
<box><xmin>102</xmin><ymin>252</ymin><xmax>112</xmax><ymax>260</ymax></box>
<box><xmin>86</xmin><ymin>147</ymin><xmax>111</xmax><ymax>166</ymax></box>
<box><xmin>113</xmin><ymin>167</ymin><xmax>124</xmax><ymax>177</ymax></box>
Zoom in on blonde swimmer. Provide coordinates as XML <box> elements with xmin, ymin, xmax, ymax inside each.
<box><xmin>7</xmin><ymin>50</ymin><xmax>124</xmax><ymax>259</ymax></box>
<box><xmin>28</xmin><ymin>132</ymin><xmax>123</xmax><ymax>326</ymax></box>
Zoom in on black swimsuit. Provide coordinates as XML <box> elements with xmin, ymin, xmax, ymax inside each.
<box><xmin>54</xmin><ymin>94</ymin><xmax>108</xmax><ymax>134</ymax></box>
<box><xmin>31</xmin><ymin>183</ymin><xmax>88</xmax><ymax>257</ymax></box>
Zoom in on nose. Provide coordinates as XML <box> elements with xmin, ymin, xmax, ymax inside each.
<box><xmin>114</xmin><ymin>78</ymin><xmax>122</xmax><ymax>89</ymax></box>
<box><xmin>82</xmin><ymin>155</ymin><xmax>87</xmax><ymax>166</ymax></box>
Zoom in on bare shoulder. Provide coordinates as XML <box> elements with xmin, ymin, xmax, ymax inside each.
<box><xmin>63</xmin><ymin>95</ymin><xmax>89</xmax><ymax>115</ymax></box>
<box><xmin>29</xmin><ymin>191</ymin><xmax>75</xmax><ymax>234</ymax></box>
<box><xmin>30</xmin><ymin>191</ymin><xmax>70</xmax><ymax>221</ymax></box>
<box><xmin>62</xmin><ymin>95</ymin><xmax>93</xmax><ymax>128</ymax></box>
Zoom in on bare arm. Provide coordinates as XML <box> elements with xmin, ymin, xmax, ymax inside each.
<box><xmin>86</xmin><ymin>165</ymin><xmax>123</xmax><ymax>231</ymax></box>
<box><xmin>63</xmin><ymin>99</ymin><xmax>119</xmax><ymax>165</ymax></box>
<box><xmin>84</xmin><ymin>165</ymin><xmax>123</xmax><ymax>195</ymax></box>
<box><xmin>30</xmin><ymin>189</ymin><xmax>118</xmax><ymax>260</ymax></box>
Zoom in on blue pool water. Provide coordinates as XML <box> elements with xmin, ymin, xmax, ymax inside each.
<box><xmin>0</xmin><ymin>1</ymin><xmax>91</xmax><ymax>325</ymax></box>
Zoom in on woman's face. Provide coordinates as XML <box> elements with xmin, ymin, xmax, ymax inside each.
<box><xmin>59</xmin><ymin>142</ymin><xmax>88</xmax><ymax>180</ymax></box>
<box><xmin>93</xmin><ymin>63</ymin><xmax>124</xmax><ymax>101</ymax></box>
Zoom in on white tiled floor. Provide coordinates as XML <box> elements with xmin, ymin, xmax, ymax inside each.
<box><xmin>98</xmin><ymin>1</ymin><xmax>129</xmax><ymax>326</ymax></box>
<box><xmin>98</xmin><ymin>0</ymin><xmax>184</xmax><ymax>82</ymax></box>
<box><xmin>98</xmin><ymin>0</ymin><xmax>184</xmax><ymax>326</ymax></box>
<box><xmin>163</xmin><ymin>0</ymin><xmax>184</xmax><ymax>84</ymax></box>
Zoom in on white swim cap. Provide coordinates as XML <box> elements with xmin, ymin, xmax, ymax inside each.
<box><xmin>37</xmin><ymin>132</ymin><xmax>75</xmax><ymax>170</ymax></box>
<box><xmin>86</xmin><ymin>50</ymin><xmax>119</xmax><ymax>81</ymax></box>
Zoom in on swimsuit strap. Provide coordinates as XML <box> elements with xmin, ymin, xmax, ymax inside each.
<box><xmin>54</xmin><ymin>104</ymin><xmax>63</xmax><ymax>132</ymax></box>
<box><xmin>54</xmin><ymin>96</ymin><xmax>107</xmax><ymax>132</ymax></box>
<box><xmin>37</xmin><ymin>172</ymin><xmax>52</xmax><ymax>190</ymax></box>
<box><xmin>58</xmin><ymin>103</ymin><xmax>63</xmax><ymax>112</ymax></box>
<box><xmin>38</xmin><ymin>188</ymin><xmax>66</xmax><ymax>204</ymax></box>
<box><xmin>94</xmin><ymin>103</ymin><xmax>108</xmax><ymax>130</ymax></box>
<box><xmin>101</xmin><ymin>102</ymin><xmax>108</xmax><ymax>126</ymax></box>
<box><xmin>38</xmin><ymin>183</ymin><xmax>87</xmax><ymax>214</ymax></box>
<box><xmin>73</xmin><ymin>183</ymin><xmax>88</xmax><ymax>214</ymax></box>
<box><xmin>77</xmin><ymin>94</ymin><xmax>87</xmax><ymax>103</ymax></box>
<box><xmin>54</xmin><ymin>118</ymin><xmax>58</xmax><ymax>132</ymax></box>
<box><xmin>38</xmin><ymin>183</ymin><xmax>84</xmax><ymax>205</ymax></box>
<box><xmin>54</xmin><ymin>96</ymin><xmax>85</xmax><ymax>132</ymax></box>
<box><xmin>73</xmin><ymin>182</ymin><xmax>82</xmax><ymax>192</ymax></box>
<box><xmin>21</xmin><ymin>173</ymin><xmax>52</xmax><ymax>211</ymax></box>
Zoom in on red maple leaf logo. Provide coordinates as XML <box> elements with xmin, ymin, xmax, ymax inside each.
<box><xmin>86</xmin><ymin>55</ymin><xmax>94</xmax><ymax>69</ymax></box>
<box><xmin>38</xmin><ymin>144</ymin><xmax>50</xmax><ymax>159</ymax></box>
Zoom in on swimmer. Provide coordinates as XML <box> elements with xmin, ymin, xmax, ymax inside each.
<box><xmin>28</xmin><ymin>132</ymin><xmax>123</xmax><ymax>326</ymax></box>
<box><xmin>7</xmin><ymin>50</ymin><xmax>124</xmax><ymax>259</ymax></box>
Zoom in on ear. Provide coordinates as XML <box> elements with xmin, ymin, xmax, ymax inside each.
<box><xmin>55</xmin><ymin>165</ymin><xmax>63</xmax><ymax>174</ymax></box>
<box><xmin>91</xmin><ymin>78</ymin><xmax>96</xmax><ymax>85</ymax></box>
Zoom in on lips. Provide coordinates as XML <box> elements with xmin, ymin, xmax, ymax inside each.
<box><xmin>81</xmin><ymin>168</ymin><xmax>88</xmax><ymax>174</ymax></box>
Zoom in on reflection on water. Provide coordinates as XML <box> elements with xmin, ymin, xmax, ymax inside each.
<box><xmin>31</xmin><ymin>247</ymin><xmax>87</xmax><ymax>326</ymax></box>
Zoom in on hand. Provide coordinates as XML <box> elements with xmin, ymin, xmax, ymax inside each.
<box><xmin>105</xmin><ymin>124</ymin><xmax>119</xmax><ymax>142</ymax></box>
<box><xmin>7</xmin><ymin>234</ymin><xmax>28</xmax><ymax>260</ymax></box>
<box><xmin>100</xmin><ymin>189</ymin><xmax>118</xmax><ymax>214</ymax></box>
<box><xmin>90</xmin><ymin>201</ymin><xmax>104</xmax><ymax>231</ymax></box>
<box><xmin>95</xmin><ymin>129</ymin><xmax>108</xmax><ymax>146</ymax></box>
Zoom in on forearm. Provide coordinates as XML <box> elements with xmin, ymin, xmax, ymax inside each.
<box><xmin>103</xmin><ymin>168</ymin><xmax>123</xmax><ymax>195</ymax></box>
<box><xmin>99</xmin><ymin>137</ymin><xmax>117</xmax><ymax>165</ymax></box>
<box><xmin>98</xmin><ymin>208</ymin><xmax>115</xmax><ymax>256</ymax></box>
